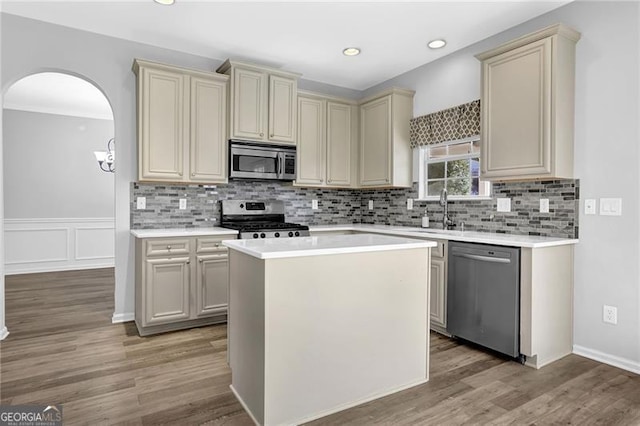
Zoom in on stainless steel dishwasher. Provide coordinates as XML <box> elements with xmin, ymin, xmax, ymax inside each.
<box><xmin>447</xmin><ymin>241</ymin><xmax>521</xmax><ymax>358</ymax></box>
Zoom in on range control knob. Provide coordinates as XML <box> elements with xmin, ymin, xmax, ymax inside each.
<box><xmin>274</xmin><ymin>232</ymin><xmax>280</xmax><ymax>238</ymax></box>
<box><xmin>288</xmin><ymin>231</ymin><xmax>294</xmax><ymax>237</ymax></box>
<box><xmin>260</xmin><ymin>233</ymin><xmax>266</xmax><ymax>238</ymax></box>
<box><xmin>253</xmin><ymin>233</ymin><xmax>259</xmax><ymax>239</ymax></box>
<box><xmin>295</xmin><ymin>231</ymin><xmax>300</xmax><ymax>237</ymax></box>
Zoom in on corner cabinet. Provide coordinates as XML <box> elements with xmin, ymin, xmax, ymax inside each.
<box><xmin>295</xmin><ymin>91</ymin><xmax>358</xmax><ymax>188</ymax></box>
<box><xmin>134</xmin><ymin>235</ymin><xmax>234</xmax><ymax>336</ymax></box>
<box><xmin>217</xmin><ymin>59</ymin><xmax>300</xmax><ymax>145</ymax></box>
<box><xmin>476</xmin><ymin>24</ymin><xmax>580</xmax><ymax>180</ymax></box>
<box><xmin>133</xmin><ymin>59</ymin><xmax>228</xmax><ymax>184</ymax></box>
<box><xmin>359</xmin><ymin>88</ymin><xmax>414</xmax><ymax>188</ymax></box>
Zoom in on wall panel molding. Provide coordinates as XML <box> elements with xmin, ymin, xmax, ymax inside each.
<box><xmin>4</xmin><ymin>218</ymin><xmax>114</xmax><ymax>275</ymax></box>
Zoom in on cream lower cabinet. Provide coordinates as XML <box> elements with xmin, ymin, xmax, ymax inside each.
<box><xmin>429</xmin><ymin>239</ymin><xmax>448</xmax><ymax>334</ymax></box>
<box><xmin>135</xmin><ymin>235</ymin><xmax>233</xmax><ymax>336</ymax></box>
<box><xmin>359</xmin><ymin>88</ymin><xmax>414</xmax><ymax>188</ymax></box>
<box><xmin>476</xmin><ymin>24</ymin><xmax>580</xmax><ymax>180</ymax></box>
<box><xmin>295</xmin><ymin>91</ymin><xmax>357</xmax><ymax>188</ymax></box>
<box><xmin>133</xmin><ymin>59</ymin><xmax>228</xmax><ymax>184</ymax></box>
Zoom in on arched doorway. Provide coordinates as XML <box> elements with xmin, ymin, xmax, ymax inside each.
<box><xmin>2</xmin><ymin>72</ymin><xmax>115</xmax><ymax>337</ymax></box>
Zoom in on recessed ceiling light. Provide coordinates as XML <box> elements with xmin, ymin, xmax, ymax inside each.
<box><xmin>428</xmin><ymin>39</ymin><xmax>447</xmax><ymax>49</ymax></box>
<box><xmin>343</xmin><ymin>47</ymin><xmax>361</xmax><ymax>56</ymax></box>
<box><xmin>154</xmin><ymin>0</ymin><xmax>175</xmax><ymax>5</ymax></box>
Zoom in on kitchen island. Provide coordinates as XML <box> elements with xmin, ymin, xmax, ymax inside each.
<box><xmin>223</xmin><ymin>234</ymin><xmax>436</xmax><ymax>426</ymax></box>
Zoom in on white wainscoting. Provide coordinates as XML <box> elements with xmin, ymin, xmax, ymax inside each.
<box><xmin>4</xmin><ymin>218</ymin><xmax>115</xmax><ymax>275</ymax></box>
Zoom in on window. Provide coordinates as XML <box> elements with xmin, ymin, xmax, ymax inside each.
<box><xmin>418</xmin><ymin>137</ymin><xmax>490</xmax><ymax>199</ymax></box>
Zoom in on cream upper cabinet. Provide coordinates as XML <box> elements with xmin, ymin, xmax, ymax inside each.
<box><xmin>296</xmin><ymin>96</ymin><xmax>326</xmax><ymax>185</ymax></box>
<box><xmin>134</xmin><ymin>59</ymin><xmax>228</xmax><ymax>184</ymax></box>
<box><xmin>476</xmin><ymin>24</ymin><xmax>580</xmax><ymax>180</ymax></box>
<box><xmin>359</xmin><ymin>88</ymin><xmax>414</xmax><ymax>188</ymax></box>
<box><xmin>217</xmin><ymin>60</ymin><xmax>300</xmax><ymax>145</ymax></box>
<box><xmin>295</xmin><ymin>91</ymin><xmax>358</xmax><ymax>188</ymax></box>
<box><xmin>326</xmin><ymin>101</ymin><xmax>353</xmax><ymax>186</ymax></box>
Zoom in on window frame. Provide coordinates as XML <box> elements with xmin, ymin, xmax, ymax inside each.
<box><xmin>416</xmin><ymin>136</ymin><xmax>491</xmax><ymax>201</ymax></box>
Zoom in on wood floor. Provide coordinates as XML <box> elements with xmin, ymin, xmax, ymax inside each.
<box><xmin>1</xmin><ymin>269</ymin><xmax>639</xmax><ymax>425</ymax></box>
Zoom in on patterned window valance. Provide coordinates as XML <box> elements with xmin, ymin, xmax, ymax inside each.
<box><xmin>409</xmin><ymin>99</ymin><xmax>480</xmax><ymax>148</ymax></box>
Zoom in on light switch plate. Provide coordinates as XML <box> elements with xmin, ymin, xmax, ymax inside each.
<box><xmin>539</xmin><ymin>199</ymin><xmax>549</xmax><ymax>213</ymax></box>
<box><xmin>407</xmin><ymin>199</ymin><xmax>413</xmax><ymax>210</ymax></box>
<box><xmin>368</xmin><ymin>200</ymin><xmax>374</xmax><ymax>210</ymax></box>
<box><xmin>179</xmin><ymin>199</ymin><xmax>187</xmax><ymax>210</ymax></box>
<box><xmin>600</xmin><ymin>198</ymin><xmax>622</xmax><ymax>216</ymax></box>
<box><xmin>136</xmin><ymin>197</ymin><xmax>146</xmax><ymax>210</ymax></box>
<box><xmin>584</xmin><ymin>199</ymin><xmax>596</xmax><ymax>215</ymax></box>
<box><xmin>312</xmin><ymin>200</ymin><xmax>318</xmax><ymax>210</ymax></box>
<box><xmin>496</xmin><ymin>198</ymin><xmax>511</xmax><ymax>213</ymax></box>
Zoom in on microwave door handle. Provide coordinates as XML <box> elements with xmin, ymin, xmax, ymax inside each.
<box><xmin>277</xmin><ymin>153</ymin><xmax>283</xmax><ymax>178</ymax></box>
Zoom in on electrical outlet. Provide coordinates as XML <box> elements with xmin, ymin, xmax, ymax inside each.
<box><xmin>539</xmin><ymin>199</ymin><xmax>549</xmax><ymax>213</ymax></box>
<box><xmin>368</xmin><ymin>200</ymin><xmax>374</xmax><ymax>210</ymax></box>
<box><xmin>311</xmin><ymin>200</ymin><xmax>318</xmax><ymax>210</ymax></box>
<box><xmin>179</xmin><ymin>199</ymin><xmax>187</xmax><ymax>210</ymax></box>
<box><xmin>603</xmin><ymin>305</ymin><xmax>618</xmax><ymax>325</ymax></box>
<box><xmin>407</xmin><ymin>199</ymin><xmax>414</xmax><ymax>210</ymax></box>
<box><xmin>496</xmin><ymin>198</ymin><xmax>511</xmax><ymax>213</ymax></box>
<box><xmin>584</xmin><ymin>199</ymin><xmax>596</xmax><ymax>215</ymax></box>
<box><xmin>136</xmin><ymin>197</ymin><xmax>146</xmax><ymax>210</ymax></box>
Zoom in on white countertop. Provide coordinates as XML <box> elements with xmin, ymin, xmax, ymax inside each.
<box><xmin>223</xmin><ymin>233</ymin><xmax>437</xmax><ymax>259</ymax></box>
<box><xmin>309</xmin><ymin>224</ymin><xmax>578</xmax><ymax>248</ymax></box>
<box><xmin>130</xmin><ymin>227</ymin><xmax>238</xmax><ymax>238</ymax></box>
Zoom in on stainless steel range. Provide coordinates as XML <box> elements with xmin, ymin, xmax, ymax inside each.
<box><xmin>220</xmin><ymin>200</ymin><xmax>310</xmax><ymax>239</ymax></box>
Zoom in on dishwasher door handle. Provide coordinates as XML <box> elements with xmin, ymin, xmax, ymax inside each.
<box><xmin>453</xmin><ymin>252</ymin><xmax>511</xmax><ymax>264</ymax></box>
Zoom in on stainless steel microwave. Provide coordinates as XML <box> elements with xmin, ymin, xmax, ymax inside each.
<box><xmin>229</xmin><ymin>140</ymin><xmax>296</xmax><ymax>181</ymax></box>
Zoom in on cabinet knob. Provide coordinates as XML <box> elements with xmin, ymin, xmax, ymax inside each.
<box><xmin>320</xmin><ymin>179</ymin><xmax>324</xmax><ymax>183</ymax></box>
<box><xmin>187</xmin><ymin>260</ymin><xmax>190</xmax><ymax>264</ymax></box>
<box><xmin>260</xmin><ymin>132</ymin><xmax>264</xmax><ymax>137</ymax></box>
<box><xmin>199</xmin><ymin>258</ymin><xmax>203</xmax><ymax>263</ymax></box>
<box><xmin>178</xmin><ymin>172</ymin><xmax>183</xmax><ymax>176</ymax></box>
<box><xmin>214</xmin><ymin>243</ymin><xmax>220</xmax><ymax>247</ymax></box>
<box><xmin>270</xmin><ymin>134</ymin><xmax>274</xmax><ymax>138</ymax></box>
<box><xmin>167</xmin><ymin>245</ymin><xmax>171</xmax><ymax>250</ymax></box>
<box><xmin>192</xmin><ymin>173</ymin><xmax>195</xmax><ymax>177</ymax></box>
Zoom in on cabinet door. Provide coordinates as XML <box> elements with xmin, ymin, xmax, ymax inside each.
<box><xmin>144</xmin><ymin>256</ymin><xmax>191</xmax><ymax>325</ymax></box>
<box><xmin>296</xmin><ymin>96</ymin><xmax>325</xmax><ymax>185</ymax></box>
<box><xmin>139</xmin><ymin>66</ymin><xmax>188</xmax><ymax>181</ymax></box>
<box><xmin>195</xmin><ymin>254</ymin><xmax>229</xmax><ymax>317</ymax></box>
<box><xmin>360</xmin><ymin>95</ymin><xmax>392</xmax><ymax>186</ymax></box>
<box><xmin>190</xmin><ymin>76</ymin><xmax>227</xmax><ymax>183</ymax></box>
<box><xmin>481</xmin><ymin>38</ymin><xmax>552</xmax><ymax>179</ymax></box>
<box><xmin>326</xmin><ymin>102</ymin><xmax>353</xmax><ymax>187</ymax></box>
<box><xmin>232</xmin><ymin>67</ymin><xmax>267</xmax><ymax>141</ymax></box>
<box><xmin>430</xmin><ymin>257</ymin><xmax>447</xmax><ymax>329</ymax></box>
<box><xmin>269</xmin><ymin>75</ymin><xmax>297</xmax><ymax>143</ymax></box>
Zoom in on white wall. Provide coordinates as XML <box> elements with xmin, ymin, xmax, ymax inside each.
<box><xmin>3</xmin><ymin>109</ymin><xmax>114</xmax><ymax>218</ymax></box>
<box><xmin>365</xmin><ymin>1</ymin><xmax>640</xmax><ymax>370</ymax></box>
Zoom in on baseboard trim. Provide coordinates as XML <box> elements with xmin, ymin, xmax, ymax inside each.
<box><xmin>5</xmin><ymin>262</ymin><xmax>115</xmax><ymax>276</ymax></box>
<box><xmin>573</xmin><ymin>345</ymin><xmax>640</xmax><ymax>375</ymax></box>
<box><xmin>112</xmin><ymin>312</ymin><xmax>135</xmax><ymax>324</ymax></box>
<box><xmin>0</xmin><ymin>327</ymin><xmax>9</xmax><ymax>340</ymax></box>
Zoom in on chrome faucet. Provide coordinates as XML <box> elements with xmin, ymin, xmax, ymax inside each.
<box><xmin>439</xmin><ymin>188</ymin><xmax>455</xmax><ymax>229</ymax></box>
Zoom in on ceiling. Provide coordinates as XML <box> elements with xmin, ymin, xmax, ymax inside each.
<box><xmin>1</xmin><ymin>1</ymin><xmax>572</xmax><ymax>91</ymax></box>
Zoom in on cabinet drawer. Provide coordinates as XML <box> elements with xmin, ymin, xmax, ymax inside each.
<box><xmin>431</xmin><ymin>240</ymin><xmax>447</xmax><ymax>258</ymax></box>
<box><xmin>145</xmin><ymin>238</ymin><xmax>191</xmax><ymax>257</ymax></box>
<box><xmin>196</xmin><ymin>237</ymin><xmax>233</xmax><ymax>254</ymax></box>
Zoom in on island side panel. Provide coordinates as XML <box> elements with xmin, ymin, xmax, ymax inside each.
<box><xmin>228</xmin><ymin>250</ymin><xmax>266</xmax><ymax>425</ymax></box>
<box><xmin>262</xmin><ymin>247</ymin><xmax>430</xmax><ymax>425</ymax></box>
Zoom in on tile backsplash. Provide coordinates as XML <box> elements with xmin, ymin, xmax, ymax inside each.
<box><xmin>131</xmin><ymin>179</ymin><xmax>579</xmax><ymax>239</ymax></box>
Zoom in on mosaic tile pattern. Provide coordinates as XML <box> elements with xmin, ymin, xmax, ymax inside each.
<box><xmin>410</xmin><ymin>99</ymin><xmax>481</xmax><ymax>147</ymax></box>
<box><xmin>132</xmin><ymin>179</ymin><xmax>578</xmax><ymax>239</ymax></box>
<box><xmin>131</xmin><ymin>181</ymin><xmax>361</xmax><ymax>229</ymax></box>
<box><xmin>360</xmin><ymin>179</ymin><xmax>579</xmax><ymax>239</ymax></box>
